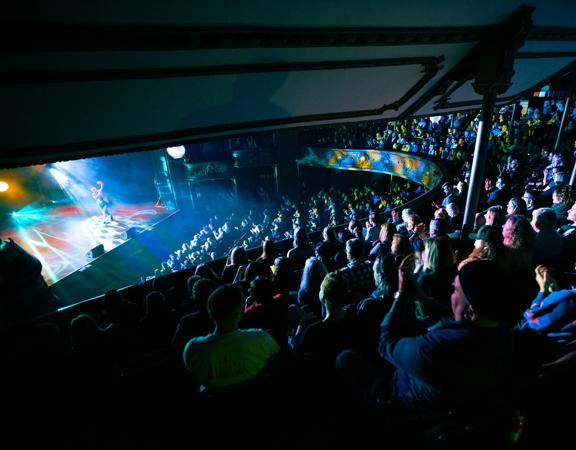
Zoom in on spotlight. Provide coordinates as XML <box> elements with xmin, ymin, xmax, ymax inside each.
<box><xmin>0</xmin><ymin>181</ymin><xmax>8</xmax><ymax>192</ymax></box>
<box><xmin>166</xmin><ymin>146</ymin><xmax>186</xmax><ymax>159</ymax></box>
<box><xmin>12</xmin><ymin>211</ymin><xmax>20</xmax><ymax>217</ymax></box>
<box><xmin>50</xmin><ymin>168</ymin><xmax>69</xmax><ymax>186</ymax></box>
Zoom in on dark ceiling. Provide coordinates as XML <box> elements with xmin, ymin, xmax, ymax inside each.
<box><xmin>1</xmin><ymin>0</ymin><xmax>575</xmax><ymax>168</ymax></box>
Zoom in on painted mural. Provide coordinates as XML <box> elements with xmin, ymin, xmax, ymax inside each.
<box><xmin>297</xmin><ymin>148</ymin><xmax>444</xmax><ymax>189</ymax></box>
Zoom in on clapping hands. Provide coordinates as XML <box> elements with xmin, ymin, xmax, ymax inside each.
<box><xmin>535</xmin><ymin>265</ymin><xmax>559</xmax><ymax>293</ymax></box>
<box><xmin>397</xmin><ymin>254</ymin><xmax>422</xmax><ymax>300</ymax></box>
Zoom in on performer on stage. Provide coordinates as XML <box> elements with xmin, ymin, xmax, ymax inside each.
<box><xmin>153</xmin><ymin>177</ymin><xmax>167</xmax><ymax>208</ymax></box>
<box><xmin>91</xmin><ymin>180</ymin><xmax>113</xmax><ymax>223</ymax></box>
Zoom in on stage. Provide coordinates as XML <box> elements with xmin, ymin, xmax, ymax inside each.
<box><xmin>2</xmin><ymin>201</ymin><xmax>173</xmax><ymax>286</ymax></box>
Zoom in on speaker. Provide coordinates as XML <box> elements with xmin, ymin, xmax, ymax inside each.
<box><xmin>86</xmin><ymin>244</ymin><xmax>105</xmax><ymax>259</ymax></box>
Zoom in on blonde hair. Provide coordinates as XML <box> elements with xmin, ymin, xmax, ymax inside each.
<box><xmin>423</xmin><ymin>236</ymin><xmax>455</xmax><ymax>272</ymax></box>
<box><xmin>467</xmin><ymin>242</ymin><xmax>499</xmax><ymax>262</ymax></box>
<box><xmin>319</xmin><ymin>271</ymin><xmax>348</xmax><ymax>307</ymax></box>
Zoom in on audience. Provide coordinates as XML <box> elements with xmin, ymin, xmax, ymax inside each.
<box><xmin>5</xmin><ymin>102</ymin><xmax>576</xmax><ymax>447</ymax></box>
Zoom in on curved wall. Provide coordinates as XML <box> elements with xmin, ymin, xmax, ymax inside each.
<box><xmin>297</xmin><ymin>148</ymin><xmax>445</xmax><ymax>189</ymax></box>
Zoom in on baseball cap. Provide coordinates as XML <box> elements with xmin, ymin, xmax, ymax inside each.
<box><xmin>472</xmin><ymin>225</ymin><xmax>503</xmax><ymax>246</ymax></box>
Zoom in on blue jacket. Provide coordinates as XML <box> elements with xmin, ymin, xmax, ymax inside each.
<box><xmin>523</xmin><ymin>290</ymin><xmax>576</xmax><ymax>341</ymax></box>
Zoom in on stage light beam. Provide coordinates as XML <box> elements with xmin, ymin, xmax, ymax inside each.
<box><xmin>0</xmin><ymin>181</ymin><xmax>8</xmax><ymax>192</ymax></box>
<box><xmin>50</xmin><ymin>168</ymin><xmax>69</xmax><ymax>186</ymax></box>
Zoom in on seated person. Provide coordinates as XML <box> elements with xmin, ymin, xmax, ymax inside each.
<box><xmin>522</xmin><ymin>189</ymin><xmax>539</xmax><ymax>213</ymax></box>
<box><xmin>183</xmin><ymin>284</ymin><xmax>280</xmax><ymax>391</ymax></box>
<box><xmin>519</xmin><ymin>266</ymin><xmax>576</xmax><ymax>343</ymax></box>
<box><xmin>531</xmin><ymin>208</ymin><xmax>563</xmax><ymax>268</ymax></box>
<box><xmin>292</xmin><ymin>271</ymin><xmax>358</xmax><ymax>361</ymax></box>
<box><xmin>445</xmin><ymin>202</ymin><xmax>463</xmax><ymax>234</ymax></box>
<box><xmin>551</xmin><ymin>186</ymin><xmax>570</xmax><ymax>225</ymax></box>
<box><xmin>241</xmin><ymin>276</ymin><xmax>291</xmax><ymax>343</ymax></box>
<box><xmin>339</xmin><ymin>238</ymin><xmax>374</xmax><ymax>298</ymax></box>
<box><xmin>338</xmin><ymin>257</ymin><xmax>515</xmax><ymax>414</ymax></box>
<box><xmin>172</xmin><ymin>278</ymin><xmax>218</xmax><ymax>354</ymax></box>
<box><xmin>221</xmin><ymin>247</ymin><xmax>250</xmax><ymax>283</ymax></box>
<box><xmin>558</xmin><ymin>201</ymin><xmax>576</xmax><ymax>271</ymax></box>
<box><xmin>0</xmin><ymin>237</ymin><xmax>60</xmax><ymax>329</ymax></box>
<box><xmin>287</xmin><ymin>227</ymin><xmax>315</xmax><ymax>271</ymax></box>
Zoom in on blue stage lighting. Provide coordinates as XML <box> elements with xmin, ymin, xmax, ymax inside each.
<box><xmin>50</xmin><ymin>168</ymin><xmax>69</xmax><ymax>186</ymax></box>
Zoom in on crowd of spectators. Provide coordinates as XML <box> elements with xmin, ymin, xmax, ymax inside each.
<box><xmin>155</xmin><ymin>179</ymin><xmax>422</xmax><ymax>275</ymax></box>
<box><xmin>302</xmin><ymin>100</ymin><xmax>575</xmax><ymax>166</ymax></box>
<box><xmin>4</xmin><ymin>97</ymin><xmax>576</xmax><ymax>448</ymax></box>
<box><xmin>157</xmin><ymin>99</ymin><xmax>576</xmax><ymax>280</ymax></box>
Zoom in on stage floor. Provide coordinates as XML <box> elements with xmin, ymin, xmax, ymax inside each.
<box><xmin>2</xmin><ymin>202</ymin><xmax>173</xmax><ymax>285</ymax></box>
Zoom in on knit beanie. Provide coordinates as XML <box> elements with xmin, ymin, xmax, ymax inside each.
<box><xmin>458</xmin><ymin>259</ymin><xmax>505</xmax><ymax>322</ymax></box>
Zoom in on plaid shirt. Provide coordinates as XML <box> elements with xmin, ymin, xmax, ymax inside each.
<box><xmin>339</xmin><ymin>260</ymin><xmax>374</xmax><ymax>296</ymax></box>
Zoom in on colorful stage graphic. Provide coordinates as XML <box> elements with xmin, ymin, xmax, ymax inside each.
<box><xmin>297</xmin><ymin>148</ymin><xmax>444</xmax><ymax>189</ymax></box>
<box><xmin>3</xmin><ymin>203</ymin><xmax>172</xmax><ymax>285</ymax></box>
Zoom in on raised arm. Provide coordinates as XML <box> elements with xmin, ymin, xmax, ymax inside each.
<box><xmin>535</xmin><ymin>265</ymin><xmax>559</xmax><ymax>294</ymax></box>
<box><xmin>91</xmin><ymin>180</ymin><xmax>104</xmax><ymax>198</ymax></box>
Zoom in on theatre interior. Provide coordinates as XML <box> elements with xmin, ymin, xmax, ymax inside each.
<box><xmin>2</xmin><ymin>1</ymin><xmax>576</xmax><ymax>448</ymax></box>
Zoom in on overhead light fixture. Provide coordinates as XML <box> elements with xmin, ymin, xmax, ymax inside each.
<box><xmin>167</xmin><ymin>146</ymin><xmax>186</xmax><ymax>159</ymax></box>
